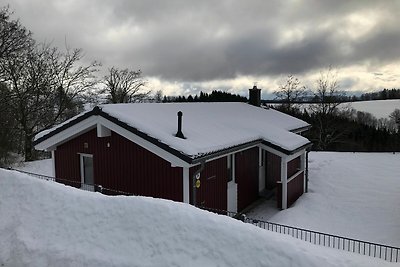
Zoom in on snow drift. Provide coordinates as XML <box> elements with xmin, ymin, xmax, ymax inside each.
<box><xmin>0</xmin><ymin>169</ymin><xmax>394</xmax><ymax>266</ymax></box>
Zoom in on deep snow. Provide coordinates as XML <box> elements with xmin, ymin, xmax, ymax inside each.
<box><xmin>249</xmin><ymin>152</ymin><xmax>400</xmax><ymax>247</ymax></box>
<box><xmin>0</xmin><ymin>168</ymin><xmax>395</xmax><ymax>266</ymax></box>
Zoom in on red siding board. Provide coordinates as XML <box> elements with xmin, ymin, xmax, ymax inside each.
<box><xmin>266</xmin><ymin>152</ymin><xmax>281</xmax><ymax>189</ymax></box>
<box><xmin>236</xmin><ymin>147</ymin><xmax>259</xmax><ymax>212</ymax></box>
<box><xmin>277</xmin><ymin>184</ymin><xmax>282</xmax><ymax>209</ymax></box>
<box><xmin>55</xmin><ymin>129</ymin><xmax>183</xmax><ymax>201</ymax></box>
<box><xmin>287</xmin><ymin>157</ymin><xmax>300</xmax><ymax>178</ymax></box>
<box><xmin>189</xmin><ymin>157</ymin><xmax>227</xmax><ymax>211</ymax></box>
<box><xmin>276</xmin><ymin>172</ymin><xmax>304</xmax><ymax>209</ymax></box>
<box><xmin>287</xmin><ymin>172</ymin><xmax>304</xmax><ymax>207</ymax></box>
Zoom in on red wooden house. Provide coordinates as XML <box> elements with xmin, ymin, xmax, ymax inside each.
<box><xmin>34</xmin><ymin>87</ymin><xmax>311</xmax><ymax>212</ymax></box>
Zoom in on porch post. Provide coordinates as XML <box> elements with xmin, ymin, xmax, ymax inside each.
<box><xmin>281</xmin><ymin>155</ymin><xmax>288</xmax><ymax>209</ymax></box>
<box><xmin>258</xmin><ymin>147</ymin><xmax>265</xmax><ymax>192</ymax></box>
<box><xmin>51</xmin><ymin>150</ymin><xmax>56</xmax><ymax>177</ymax></box>
<box><xmin>300</xmin><ymin>150</ymin><xmax>306</xmax><ymax>193</ymax></box>
<box><xmin>183</xmin><ymin>167</ymin><xmax>190</xmax><ymax>203</ymax></box>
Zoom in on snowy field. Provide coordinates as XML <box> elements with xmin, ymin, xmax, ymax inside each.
<box><xmin>249</xmin><ymin>152</ymin><xmax>400</xmax><ymax>247</ymax></box>
<box><xmin>345</xmin><ymin>99</ymin><xmax>400</xmax><ymax>119</ymax></box>
<box><xmin>0</xmin><ymin>168</ymin><xmax>396</xmax><ymax>267</ymax></box>
<box><xmin>268</xmin><ymin>99</ymin><xmax>400</xmax><ymax>119</ymax></box>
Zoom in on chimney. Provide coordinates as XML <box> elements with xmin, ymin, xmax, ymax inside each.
<box><xmin>248</xmin><ymin>85</ymin><xmax>261</xmax><ymax>107</ymax></box>
<box><xmin>175</xmin><ymin>111</ymin><xmax>185</xmax><ymax>139</ymax></box>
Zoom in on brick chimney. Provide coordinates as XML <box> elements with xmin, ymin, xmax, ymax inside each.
<box><xmin>248</xmin><ymin>85</ymin><xmax>261</xmax><ymax>107</ymax></box>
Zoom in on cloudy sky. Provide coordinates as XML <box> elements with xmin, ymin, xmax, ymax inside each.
<box><xmin>2</xmin><ymin>0</ymin><xmax>400</xmax><ymax>98</ymax></box>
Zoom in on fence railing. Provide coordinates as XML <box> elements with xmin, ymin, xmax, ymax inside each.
<box><xmin>200</xmin><ymin>206</ymin><xmax>400</xmax><ymax>263</ymax></box>
<box><xmin>247</xmin><ymin>218</ymin><xmax>399</xmax><ymax>262</ymax></box>
<box><xmin>7</xmin><ymin>168</ymin><xmax>133</xmax><ymax>196</ymax></box>
<box><xmin>7</xmin><ymin>168</ymin><xmax>400</xmax><ymax>263</ymax></box>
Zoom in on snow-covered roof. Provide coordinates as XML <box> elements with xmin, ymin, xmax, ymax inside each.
<box><xmin>35</xmin><ymin>102</ymin><xmax>311</xmax><ymax>161</ymax></box>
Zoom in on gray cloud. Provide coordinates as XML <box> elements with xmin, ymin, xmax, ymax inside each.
<box><xmin>2</xmin><ymin>0</ymin><xmax>400</xmax><ymax>86</ymax></box>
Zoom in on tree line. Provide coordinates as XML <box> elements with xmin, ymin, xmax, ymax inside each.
<box><xmin>357</xmin><ymin>88</ymin><xmax>400</xmax><ymax>101</ymax></box>
<box><xmin>162</xmin><ymin>90</ymin><xmax>247</xmax><ymax>103</ymax></box>
<box><xmin>0</xmin><ymin>6</ymin><xmax>150</xmax><ymax>165</ymax></box>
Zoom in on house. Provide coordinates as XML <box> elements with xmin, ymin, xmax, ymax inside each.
<box><xmin>33</xmin><ymin>86</ymin><xmax>312</xmax><ymax>212</ymax></box>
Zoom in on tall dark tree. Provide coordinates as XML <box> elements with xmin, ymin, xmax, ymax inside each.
<box><xmin>103</xmin><ymin>67</ymin><xmax>150</xmax><ymax>103</ymax></box>
<box><xmin>0</xmin><ymin>6</ymin><xmax>33</xmax><ymax>165</ymax></box>
<box><xmin>0</xmin><ymin>6</ymin><xmax>33</xmax><ymax>59</ymax></box>
<box><xmin>389</xmin><ymin>109</ymin><xmax>400</xmax><ymax>132</ymax></box>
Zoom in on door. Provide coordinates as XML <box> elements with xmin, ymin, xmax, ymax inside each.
<box><xmin>80</xmin><ymin>154</ymin><xmax>94</xmax><ymax>191</ymax></box>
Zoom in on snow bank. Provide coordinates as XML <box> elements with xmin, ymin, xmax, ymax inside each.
<box><xmin>0</xmin><ymin>168</ymin><xmax>393</xmax><ymax>267</ymax></box>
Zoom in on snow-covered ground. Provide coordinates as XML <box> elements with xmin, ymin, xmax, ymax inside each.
<box><xmin>268</xmin><ymin>99</ymin><xmax>400</xmax><ymax>119</ymax></box>
<box><xmin>346</xmin><ymin>99</ymin><xmax>400</xmax><ymax>119</ymax></box>
<box><xmin>249</xmin><ymin>152</ymin><xmax>400</xmax><ymax>247</ymax></box>
<box><xmin>13</xmin><ymin>158</ymin><xmax>53</xmax><ymax>176</ymax></box>
<box><xmin>0</xmin><ymin>168</ymin><xmax>395</xmax><ymax>267</ymax></box>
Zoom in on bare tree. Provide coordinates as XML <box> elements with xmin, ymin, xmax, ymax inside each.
<box><xmin>274</xmin><ymin>75</ymin><xmax>306</xmax><ymax>112</ymax></box>
<box><xmin>153</xmin><ymin>90</ymin><xmax>163</xmax><ymax>103</ymax></box>
<box><xmin>309</xmin><ymin>67</ymin><xmax>348</xmax><ymax>150</ymax></box>
<box><xmin>1</xmin><ymin>43</ymin><xmax>99</xmax><ymax>161</ymax></box>
<box><xmin>103</xmin><ymin>67</ymin><xmax>150</xmax><ymax>103</ymax></box>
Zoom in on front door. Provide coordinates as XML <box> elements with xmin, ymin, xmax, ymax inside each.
<box><xmin>80</xmin><ymin>154</ymin><xmax>94</xmax><ymax>191</ymax></box>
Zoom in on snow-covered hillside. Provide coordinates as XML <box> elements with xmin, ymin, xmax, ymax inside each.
<box><xmin>0</xmin><ymin>168</ymin><xmax>394</xmax><ymax>266</ymax></box>
<box><xmin>268</xmin><ymin>99</ymin><xmax>400</xmax><ymax>119</ymax></box>
<box><xmin>346</xmin><ymin>99</ymin><xmax>400</xmax><ymax>119</ymax></box>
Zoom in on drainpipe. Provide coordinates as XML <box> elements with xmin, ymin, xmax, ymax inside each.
<box><xmin>192</xmin><ymin>161</ymin><xmax>205</xmax><ymax>207</ymax></box>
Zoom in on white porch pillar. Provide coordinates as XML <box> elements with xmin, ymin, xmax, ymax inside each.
<box><xmin>183</xmin><ymin>167</ymin><xmax>190</xmax><ymax>203</ymax></box>
<box><xmin>258</xmin><ymin>147</ymin><xmax>265</xmax><ymax>193</ymax></box>
<box><xmin>227</xmin><ymin>154</ymin><xmax>237</xmax><ymax>213</ymax></box>
<box><xmin>281</xmin><ymin>155</ymin><xmax>288</xmax><ymax>209</ymax></box>
<box><xmin>51</xmin><ymin>150</ymin><xmax>56</xmax><ymax>177</ymax></box>
<box><xmin>300</xmin><ymin>151</ymin><xmax>306</xmax><ymax>193</ymax></box>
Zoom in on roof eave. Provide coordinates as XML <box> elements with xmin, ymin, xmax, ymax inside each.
<box><xmin>290</xmin><ymin>124</ymin><xmax>312</xmax><ymax>134</ymax></box>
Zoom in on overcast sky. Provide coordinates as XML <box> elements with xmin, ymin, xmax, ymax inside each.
<box><xmin>2</xmin><ymin>0</ymin><xmax>400</xmax><ymax>98</ymax></box>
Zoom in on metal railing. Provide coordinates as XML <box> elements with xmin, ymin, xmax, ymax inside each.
<box><xmin>7</xmin><ymin>168</ymin><xmax>400</xmax><ymax>263</ymax></box>
<box><xmin>247</xmin><ymin>218</ymin><xmax>399</xmax><ymax>262</ymax></box>
<box><xmin>201</xmin><ymin>207</ymin><xmax>399</xmax><ymax>263</ymax></box>
<box><xmin>6</xmin><ymin>168</ymin><xmax>133</xmax><ymax>196</ymax></box>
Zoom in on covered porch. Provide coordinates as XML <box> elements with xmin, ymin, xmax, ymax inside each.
<box><xmin>257</xmin><ymin>146</ymin><xmax>309</xmax><ymax>210</ymax></box>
